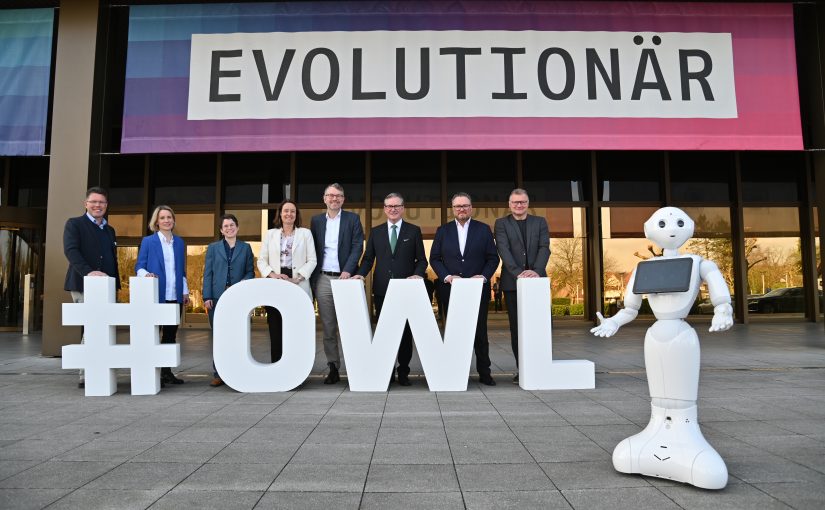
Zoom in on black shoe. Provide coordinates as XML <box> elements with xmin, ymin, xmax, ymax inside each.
<box><xmin>78</xmin><ymin>381</ymin><xmax>84</xmax><ymax>389</ymax></box>
<box><xmin>167</xmin><ymin>373</ymin><xmax>184</xmax><ymax>384</ymax></box>
<box><xmin>324</xmin><ymin>363</ymin><xmax>340</xmax><ymax>384</ymax></box>
<box><xmin>479</xmin><ymin>375</ymin><xmax>496</xmax><ymax>386</ymax></box>
<box><xmin>397</xmin><ymin>374</ymin><xmax>412</xmax><ymax>386</ymax></box>
<box><xmin>512</xmin><ymin>373</ymin><xmax>519</xmax><ymax>384</ymax></box>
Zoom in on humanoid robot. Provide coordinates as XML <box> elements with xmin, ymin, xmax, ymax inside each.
<box><xmin>591</xmin><ymin>207</ymin><xmax>733</xmax><ymax>490</ymax></box>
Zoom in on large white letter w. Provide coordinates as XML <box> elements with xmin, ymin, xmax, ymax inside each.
<box><xmin>332</xmin><ymin>279</ymin><xmax>483</xmax><ymax>391</ymax></box>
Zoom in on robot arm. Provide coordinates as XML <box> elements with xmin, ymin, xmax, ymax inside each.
<box><xmin>591</xmin><ymin>269</ymin><xmax>642</xmax><ymax>338</ymax></box>
<box><xmin>700</xmin><ymin>259</ymin><xmax>733</xmax><ymax>332</ymax></box>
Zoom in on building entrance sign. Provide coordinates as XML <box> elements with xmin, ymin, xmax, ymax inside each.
<box><xmin>122</xmin><ymin>1</ymin><xmax>801</xmax><ymax>152</ymax></box>
<box><xmin>63</xmin><ymin>276</ymin><xmax>594</xmax><ymax>396</ymax></box>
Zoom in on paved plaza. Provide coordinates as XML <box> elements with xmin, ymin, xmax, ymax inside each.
<box><xmin>1</xmin><ymin>319</ymin><xmax>824</xmax><ymax>509</ymax></box>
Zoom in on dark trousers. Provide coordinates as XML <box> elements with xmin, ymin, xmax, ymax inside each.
<box><xmin>504</xmin><ymin>290</ymin><xmax>519</xmax><ymax>366</ymax></box>
<box><xmin>161</xmin><ymin>300</ymin><xmax>181</xmax><ymax>375</ymax></box>
<box><xmin>373</xmin><ymin>294</ymin><xmax>413</xmax><ymax>377</ymax></box>
<box><xmin>265</xmin><ymin>268</ymin><xmax>292</xmax><ymax>363</ymax></box>
<box><xmin>439</xmin><ymin>283</ymin><xmax>491</xmax><ymax>377</ymax></box>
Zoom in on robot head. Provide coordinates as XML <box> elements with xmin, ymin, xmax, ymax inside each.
<box><xmin>644</xmin><ymin>207</ymin><xmax>694</xmax><ymax>250</ymax></box>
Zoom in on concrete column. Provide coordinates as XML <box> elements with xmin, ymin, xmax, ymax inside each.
<box><xmin>42</xmin><ymin>1</ymin><xmax>101</xmax><ymax>356</ymax></box>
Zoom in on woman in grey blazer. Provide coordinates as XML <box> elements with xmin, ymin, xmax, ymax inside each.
<box><xmin>203</xmin><ymin>213</ymin><xmax>255</xmax><ymax>387</ymax></box>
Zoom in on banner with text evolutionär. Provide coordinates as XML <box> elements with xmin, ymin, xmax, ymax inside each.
<box><xmin>120</xmin><ymin>1</ymin><xmax>802</xmax><ymax>153</ymax></box>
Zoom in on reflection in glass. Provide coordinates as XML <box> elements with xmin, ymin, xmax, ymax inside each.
<box><xmin>107</xmin><ymin>214</ymin><xmax>143</xmax><ymax>238</ymax></box>
<box><xmin>116</xmin><ymin>246</ymin><xmax>138</xmax><ymax>304</ymax></box>
<box><xmin>743</xmin><ymin>207</ymin><xmax>805</xmax><ymax>315</ymax></box>
<box><xmin>174</xmin><ymin>213</ymin><xmax>215</xmax><ymax>238</ymax></box>
<box><xmin>185</xmin><ymin>245</ymin><xmax>208</xmax><ymax>314</ymax></box>
<box><xmin>0</xmin><ymin>228</ymin><xmax>40</xmax><ymax>328</ymax></box>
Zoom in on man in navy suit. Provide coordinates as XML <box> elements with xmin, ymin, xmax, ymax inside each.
<box><xmin>430</xmin><ymin>192</ymin><xmax>500</xmax><ymax>386</ymax></box>
<box><xmin>494</xmin><ymin>188</ymin><xmax>550</xmax><ymax>384</ymax></box>
<box><xmin>310</xmin><ymin>183</ymin><xmax>364</xmax><ymax>384</ymax></box>
<box><xmin>63</xmin><ymin>187</ymin><xmax>120</xmax><ymax>389</ymax></box>
<box><xmin>354</xmin><ymin>192</ymin><xmax>427</xmax><ymax>386</ymax></box>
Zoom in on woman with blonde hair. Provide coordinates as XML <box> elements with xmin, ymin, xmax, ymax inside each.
<box><xmin>258</xmin><ymin>200</ymin><xmax>316</xmax><ymax>363</ymax></box>
<box><xmin>136</xmin><ymin>205</ymin><xmax>188</xmax><ymax>386</ymax></box>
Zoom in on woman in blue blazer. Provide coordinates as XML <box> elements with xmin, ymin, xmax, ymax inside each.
<box><xmin>202</xmin><ymin>213</ymin><xmax>255</xmax><ymax>387</ymax></box>
<box><xmin>136</xmin><ymin>205</ymin><xmax>189</xmax><ymax>386</ymax></box>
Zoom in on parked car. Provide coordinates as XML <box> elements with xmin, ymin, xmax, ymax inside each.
<box><xmin>748</xmin><ymin>287</ymin><xmax>805</xmax><ymax>313</ymax></box>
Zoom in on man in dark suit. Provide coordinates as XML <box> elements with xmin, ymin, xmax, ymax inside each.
<box><xmin>310</xmin><ymin>183</ymin><xmax>364</xmax><ymax>384</ymax></box>
<box><xmin>63</xmin><ymin>186</ymin><xmax>120</xmax><ymax>389</ymax></box>
<box><xmin>354</xmin><ymin>192</ymin><xmax>427</xmax><ymax>386</ymax></box>
<box><xmin>493</xmin><ymin>188</ymin><xmax>550</xmax><ymax>384</ymax></box>
<box><xmin>430</xmin><ymin>192</ymin><xmax>500</xmax><ymax>386</ymax></box>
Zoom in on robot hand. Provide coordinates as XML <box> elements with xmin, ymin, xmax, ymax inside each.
<box><xmin>709</xmin><ymin>303</ymin><xmax>734</xmax><ymax>332</ymax></box>
<box><xmin>591</xmin><ymin>312</ymin><xmax>620</xmax><ymax>338</ymax></box>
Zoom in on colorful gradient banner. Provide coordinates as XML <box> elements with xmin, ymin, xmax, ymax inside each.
<box><xmin>0</xmin><ymin>8</ymin><xmax>54</xmax><ymax>156</ymax></box>
<box><xmin>121</xmin><ymin>2</ymin><xmax>802</xmax><ymax>153</ymax></box>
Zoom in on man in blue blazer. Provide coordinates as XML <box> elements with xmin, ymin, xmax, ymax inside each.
<box><xmin>430</xmin><ymin>192</ymin><xmax>500</xmax><ymax>386</ymax></box>
<box><xmin>310</xmin><ymin>183</ymin><xmax>365</xmax><ymax>384</ymax></box>
<box><xmin>354</xmin><ymin>192</ymin><xmax>427</xmax><ymax>386</ymax></box>
<box><xmin>63</xmin><ymin>187</ymin><xmax>120</xmax><ymax>389</ymax></box>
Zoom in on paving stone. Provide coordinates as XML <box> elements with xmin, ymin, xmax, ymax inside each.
<box><xmin>0</xmin><ymin>488</ymin><xmax>72</xmax><ymax>510</ymax></box>
<box><xmin>0</xmin><ymin>460</ymin><xmax>39</xmax><ymax>481</ymax></box>
<box><xmin>562</xmin><ymin>486</ymin><xmax>682</xmax><ymax>509</ymax></box>
<box><xmin>753</xmin><ymin>482</ymin><xmax>825</xmax><ymax>510</ymax></box>
<box><xmin>130</xmin><ymin>441</ymin><xmax>227</xmax><ymax>463</ymax></box>
<box><xmin>449</xmin><ymin>442</ymin><xmax>534</xmax><ymax>464</ymax></box>
<box><xmin>523</xmin><ymin>441</ymin><xmax>611</xmax><ymax>463</ymax></box>
<box><xmin>377</xmin><ymin>425</ymin><xmax>448</xmax><ymax>444</ymax></box>
<box><xmin>55</xmin><ymin>439</ymin><xmax>157</xmax><ymax>462</ymax></box>
<box><xmin>291</xmin><ymin>443</ymin><xmax>374</xmax><ymax>464</ymax></box>
<box><xmin>178</xmin><ymin>462</ymin><xmax>282</xmax><ymax>491</ymax></box>
<box><xmin>463</xmin><ymin>490</ymin><xmax>572</xmax><ymax>510</ymax></box>
<box><xmin>149</xmin><ymin>489</ymin><xmax>264</xmax><ymax>509</ymax></box>
<box><xmin>0</xmin><ymin>439</ymin><xmax>90</xmax><ymax>461</ymax></box>
<box><xmin>208</xmin><ymin>441</ymin><xmax>298</xmax><ymax>464</ymax></box>
<box><xmin>361</xmin><ymin>491</ymin><xmax>465</xmax><ymax>509</ymax></box>
<box><xmin>0</xmin><ymin>461</ymin><xmax>117</xmax><ymax>489</ymax></box>
<box><xmin>84</xmin><ymin>461</ymin><xmax>201</xmax><ymax>490</ymax></box>
<box><xmin>365</xmin><ymin>464</ymin><xmax>459</xmax><ymax>492</ymax></box>
<box><xmin>269</xmin><ymin>464</ymin><xmax>369</xmax><ymax>492</ymax></box>
<box><xmin>456</xmin><ymin>463</ymin><xmax>555</xmax><ymax>492</ymax></box>
<box><xmin>48</xmin><ymin>488</ymin><xmax>166</xmax><ymax>509</ymax></box>
<box><xmin>539</xmin><ymin>461</ymin><xmax>650</xmax><ymax>490</ymax></box>
<box><xmin>255</xmin><ymin>491</ymin><xmax>362</xmax><ymax>509</ymax></box>
<box><xmin>726</xmin><ymin>455</ymin><xmax>825</xmax><ymax>484</ymax></box>
<box><xmin>371</xmin><ymin>443</ymin><xmax>453</xmax><ymax>465</ymax></box>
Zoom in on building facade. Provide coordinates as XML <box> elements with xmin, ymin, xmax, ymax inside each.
<box><xmin>0</xmin><ymin>0</ymin><xmax>823</xmax><ymax>356</ymax></box>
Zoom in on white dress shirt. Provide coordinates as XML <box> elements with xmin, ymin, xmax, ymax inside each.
<box><xmin>455</xmin><ymin>218</ymin><xmax>470</xmax><ymax>256</ymax></box>
<box><xmin>387</xmin><ymin>218</ymin><xmax>403</xmax><ymax>238</ymax></box>
<box><xmin>137</xmin><ymin>232</ymin><xmax>188</xmax><ymax>300</ymax></box>
<box><xmin>322</xmin><ymin>212</ymin><xmax>341</xmax><ymax>272</ymax></box>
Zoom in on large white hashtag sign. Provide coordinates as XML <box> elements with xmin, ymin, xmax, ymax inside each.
<box><xmin>62</xmin><ymin>276</ymin><xmax>181</xmax><ymax>396</ymax></box>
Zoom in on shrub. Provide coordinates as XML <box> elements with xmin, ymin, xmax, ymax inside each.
<box><xmin>569</xmin><ymin>303</ymin><xmax>585</xmax><ymax>316</ymax></box>
<box><xmin>552</xmin><ymin>297</ymin><xmax>571</xmax><ymax>306</ymax></box>
<box><xmin>552</xmin><ymin>305</ymin><xmax>570</xmax><ymax>316</ymax></box>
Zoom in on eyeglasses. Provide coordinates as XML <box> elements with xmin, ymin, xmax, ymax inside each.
<box><xmin>85</xmin><ymin>200</ymin><xmax>108</xmax><ymax>206</ymax></box>
<box><xmin>383</xmin><ymin>204</ymin><xmax>404</xmax><ymax>210</ymax></box>
<box><xmin>509</xmin><ymin>200</ymin><xmax>528</xmax><ymax>206</ymax></box>
<box><xmin>452</xmin><ymin>204</ymin><xmax>472</xmax><ymax>210</ymax></box>
<box><xmin>324</xmin><ymin>193</ymin><xmax>344</xmax><ymax>199</ymax></box>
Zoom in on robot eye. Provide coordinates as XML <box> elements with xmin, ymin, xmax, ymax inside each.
<box><xmin>677</xmin><ymin>219</ymin><xmax>685</xmax><ymax>227</ymax></box>
<box><xmin>658</xmin><ymin>220</ymin><xmax>666</xmax><ymax>228</ymax></box>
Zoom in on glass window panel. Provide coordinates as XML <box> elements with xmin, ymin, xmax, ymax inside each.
<box><xmin>446</xmin><ymin>206</ymin><xmax>504</xmax><ymax>231</ymax></box>
<box><xmin>9</xmin><ymin>157</ymin><xmax>49</xmax><ymax>208</ymax></box>
<box><xmin>740</xmin><ymin>152</ymin><xmax>802</xmax><ymax>203</ymax></box>
<box><xmin>105</xmin><ymin>155</ymin><xmax>144</xmax><ymax>206</ymax></box>
<box><xmin>522</xmin><ymin>151</ymin><xmax>589</xmax><ymax>202</ymax></box>
<box><xmin>152</xmin><ymin>154</ymin><xmax>216</xmax><ymax>205</ymax></box>
<box><xmin>743</xmin><ymin>207</ymin><xmax>805</xmax><ymax>316</ymax></box>
<box><xmin>107</xmin><ymin>213</ymin><xmax>143</xmax><ymax>238</ymax></box>
<box><xmin>185</xmin><ymin>245</ymin><xmax>208</xmax><ymax>313</ymax></box>
<box><xmin>597</xmin><ymin>151</ymin><xmax>663</xmax><ymax>202</ymax></box>
<box><xmin>222</xmin><ymin>153</ymin><xmax>290</xmax><ymax>204</ymax></box>
<box><xmin>669</xmin><ymin>152</ymin><xmax>732</xmax><ymax>203</ymax></box>
<box><xmin>372</xmin><ymin>151</ymin><xmax>441</xmax><ymax>203</ymax></box>
<box><xmin>681</xmin><ymin>207</ymin><xmax>734</xmax><ymax>314</ymax></box>
<box><xmin>296</xmin><ymin>152</ymin><xmax>365</xmax><ymax>203</ymax></box>
<box><xmin>224</xmin><ymin>209</ymin><xmax>268</xmax><ymax>242</ymax></box>
<box><xmin>116</xmin><ymin>246</ymin><xmax>138</xmax><ymax>304</ymax></box>
<box><xmin>546</xmin><ymin>207</ymin><xmax>587</xmax><ymax>316</ymax></box>
<box><xmin>446</xmin><ymin>151</ymin><xmax>516</xmax><ymax>203</ymax></box>
<box><xmin>173</xmin><ymin>213</ymin><xmax>215</xmax><ymax>238</ymax></box>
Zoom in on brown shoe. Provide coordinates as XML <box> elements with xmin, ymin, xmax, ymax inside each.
<box><xmin>210</xmin><ymin>377</ymin><xmax>224</xmax><ymax>387</ymax></box>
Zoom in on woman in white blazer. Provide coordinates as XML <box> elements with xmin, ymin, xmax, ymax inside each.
<box><xmin>258</xmin><ymin>199</ymin><xmax>317</xmax><ymax>363</ymax></box>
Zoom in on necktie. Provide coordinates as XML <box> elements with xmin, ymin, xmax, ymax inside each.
<box><xmin>390</xmin><ymin>224</ymin><xmax>398</xmax><ymax>253</ymax></box>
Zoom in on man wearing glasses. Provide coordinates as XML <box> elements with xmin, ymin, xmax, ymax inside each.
<box><xmin>493</xmin><ymin>188</ymin><xmax>550</xmax><ymax>384</ymax></box>
<box><xmin>430</xmin><ymin>192</ymin><xmax>500</xmax><ymax>386</ymax></box>
<box><xmin>354</xmin><ymin>193</ymin><xmax>427</xmax><ymax>386</ymax></box>
<box><xmin>310</xmin><ymin>183</ymin><xmax>365</xmax><ymax>385</ymax></box>
<box><xmin>63</xmin><ymin>187</ymin><xmax>120</xmax><ymax>389</ymax></box>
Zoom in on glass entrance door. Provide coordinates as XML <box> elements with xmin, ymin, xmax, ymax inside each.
<box><xmin>0</xmin><ymin>226</ymin><xmax>43</xmax><ymax>331</ymax></box>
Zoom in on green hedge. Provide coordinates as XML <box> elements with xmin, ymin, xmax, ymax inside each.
<box><xmin>569</xmin><ymin>304</ymin><xmax>584</xmax><ymax>316</ymax></box>
<box><xmin>552</xmin><ymin>297</ymin><xmax>571</xmax><ymax>306</ymax></box>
